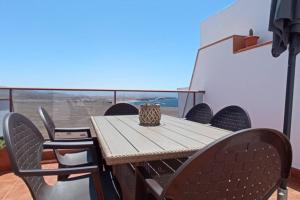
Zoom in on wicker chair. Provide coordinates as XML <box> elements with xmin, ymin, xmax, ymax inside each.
<box><xmin>39</xmin><ymin>106</ymin><xmax>92</xmax><ymax>141</ymax></box>
<box><xmin>104</xmin><ymin>103</ymin><xmax>139</xmax><ymax>116</ymax></box>
<box><xmin>135</xmin><ymin>128</ymin><xmax>292</xmax><ymax>200</ymax></box>
<box><xmin>210</xmin><ymin>105</ymin><xmax>251</xmax><ymax>131</ymax></box>
<box><xmin>185</xmin><ymin>103</ymin><xmax>213</xmax><ymax>124</ymax></box>
<box><xmin>38</xmin><ymin>107</ymin><xmax>97</xmax><ymax>171</ymax></box>
<box><xmin>3</xmin><ymin>113</ymin><xmax>120</xmax><ymax>200</ymax></box>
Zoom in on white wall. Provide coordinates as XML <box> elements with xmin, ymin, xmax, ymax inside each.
<box><xmin>191</xmin><ymin>0</ymin><xmax>300</xmax><ymax>168</ymax></box>
<box><xmin>201</xmin><ymin>0</ymin><xmax>273</xmax><ymax>46</ymax></box>
<box><xmin>291</xmin><ymin>59</ymin><xmax>300</xmax><ymax>168</ymax></box>
<box><xmin>192</xmin><ymin>39</ymin><xmax>289</xmax><ymax>130</ymax></box>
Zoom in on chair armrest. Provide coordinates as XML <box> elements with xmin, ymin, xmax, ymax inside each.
<box><xmin>43</xmin><ymin>140</ymin><xmax>94</xmax><ymax>149</ymax></box>
<box><xmin>55</xmin><ymin>127</ymin><xmax>91</xmax><ymax>137</ymax></box>
<box><xmin>135</xmin><ymin>166</ymin><xmax>163</xmax><ymax>199</ymax></box>
<box><xmin>145</xmin><ymin>179</ymin><xmax>163</xmax><ymax>199</ymax></box>
<box><xmin>18</xmin><ymin>165</ymin><xmax>99</xmax><ymax>176</ymax></box>
<box><xmin>52</xmin><ymin>138</ymin><xmax>94</xmax><ymax>142</ymax></box>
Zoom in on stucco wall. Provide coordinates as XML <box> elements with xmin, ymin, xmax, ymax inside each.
<box><xmin>192</xmin><ymin>39</ymin><xmax>288</xmax><ymax>129</ymax></box>
<box><xmin>200</xmin><ymin>0</ymin><xmax>273</xmax><ymax>46</ymax></box>
<box><xmin>192</xmin><ymin>0</ymin><xmax>300</xmax><ymax>168</ymax></box>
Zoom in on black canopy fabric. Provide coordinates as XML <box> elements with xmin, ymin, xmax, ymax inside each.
<box><xmin>269</xmin><ymin>0</ymin><xmax>300</xmax><ymax>57</ymax></box>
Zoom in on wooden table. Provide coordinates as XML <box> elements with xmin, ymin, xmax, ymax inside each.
<box><xmin>91</xmin><ymin>115</ymin><xmax>233</xmax><ymax>165</ymax></box>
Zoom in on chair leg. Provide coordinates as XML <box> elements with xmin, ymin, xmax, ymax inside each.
<box><xmin>277</xmin><ymin>187</ymin><xmax>288</xmax><ymax>200</ymax></box>
<box><xmin>135</xmin><ymin>166</ymin><xmax>152</xmax><ymax>200</ymax></box>
<box><xmin>146</xmin><ymin>193</ymin><xmax>157</xmax><ymax>200</ymax></box>
<box><xmin>58</xmin><ymin>174</ymin><xmax>70</xmax><ymax>181</ymax></box>
<box><xmin>92</xmin><ymin>172</ymin><xmax>105</xmax><ymax>200</ymax></box>
<box><xmin>135</xmin><ymin>173</ymin><xmax>147</xmax><ymax>200</ymax></box>
<box><xmin>57</xmin><ymin>164</ymin><xmax>70</xmax><ymax>181</ymax></box>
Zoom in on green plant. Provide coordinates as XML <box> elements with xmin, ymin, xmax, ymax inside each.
<box><xmin>249</xmin><ymin>29</ymin><xmax>254</xmax><ymax>36</ymax></box>
<box><xmin>0</xmin><ymin>137</ymin><xmax>5</xmax><ymax>149</ymax></box>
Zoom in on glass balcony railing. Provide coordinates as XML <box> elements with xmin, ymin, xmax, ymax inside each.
<box><xmin>0</xmin><ymin>87</ymin><xmax>204</xmax><ymax>138</ymax></box>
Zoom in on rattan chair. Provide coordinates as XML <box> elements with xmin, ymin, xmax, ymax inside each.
<box><xmin>135</xmin><ymin>128</ymin><xmax>292</xmax><ymax>200</ymax></box>
<box><xmin>210</xmin><ymin>105</ymin><xmax>251</xmax><ymax>131</ymax></box>
<box><xmin>185</xmin><ymin>103</ymin><xmax>213</xmax><ymax>124</ymax></box>
<box><xmin>104</xmin><ymin>103</ymin><xmax>138</xmax><ymax>116</ymax></box>
<box><xmin>3</xmin><ymin>113</ymin><xmax>120</xmax><ymax>200</ymax></box>
<box><xmin>38</xmin><ymin>107</ymin><xmax>97</xmax><ymax>172</ymax></box>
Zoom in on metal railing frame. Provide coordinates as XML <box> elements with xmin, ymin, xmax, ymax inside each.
<box><xmin>0</xmin><ymin>87</ymin><xmax>205</xmax><ymax>113</ymax></box>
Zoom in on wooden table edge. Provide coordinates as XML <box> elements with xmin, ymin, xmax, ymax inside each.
<box><xmin>90</xmin><ymin>116</ymin><xmax>113</xmax><ymax>161</ymax></box>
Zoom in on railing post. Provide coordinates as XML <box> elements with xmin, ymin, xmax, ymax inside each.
<box><xmin>9</xmin><ymin>89</ymin><xmax>14</xmax><ymax>112</ymax></box>
<box><xmin>113</xmin><ymin>91</ymin><xmax>117</xmax><ymax>105</ymax></box>
<box><xmin>193</xmin><ymin>92</ymin><xmax>196</xmax><ymax>106</ymax></box>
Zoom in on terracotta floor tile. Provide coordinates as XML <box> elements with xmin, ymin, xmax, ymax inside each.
<box><xmin>0</xmin><ymin>183</ymin><xmax>15</xmax><ymax>200</ymax></box>
<box><xmin>42</xmin><ymin>163</ymin><xmax>58</xmax><ymax>169</ymax></box>
<box><xmin>0</xmin><ymin>173</ymin><xmax>19</xmax><ymax>183</ymax></box>
<box><xmin>3</xmin><ymin>181</ymin><xmax>31</xmax><ymax>200</ymax></box>
<box><xmin>42</xmin><ymin>163</ymin><xmax>58</xmax><ymax>185</ymax></box>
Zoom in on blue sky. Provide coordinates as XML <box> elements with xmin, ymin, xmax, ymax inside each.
<box><xmin>0</xmin><ymin>0</ymin><xmax>234</xmax><ymax>90</ymax></box>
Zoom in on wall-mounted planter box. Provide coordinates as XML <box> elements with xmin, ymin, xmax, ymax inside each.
<box><xmin>244</xmin><ymin>36</ymin><xmax>259</xmax><ymax>47</ymax></box>
<box><xmin>0</xmin><ymin>147</ymin><xmax>11</xmax><ymax>172</ymax></box>
<box><xmin>233</xmin><ymin>35</ymin><xmax>262</xmax><ymax>53</ymax></box>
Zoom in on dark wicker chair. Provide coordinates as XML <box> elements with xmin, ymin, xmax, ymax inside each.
<box><xmin>135</xmin><ymin>128</ymin><xmax>292</xmax><ymax>200</ymax></box>
<box><xmin>210</xmin><ymin>105</ymin><xmax>251</xmax><ymax>131</ymax></box>
<box><xmin>38</xmin><ymin>107</ymin><xmax>97</xmax><ymax>174</ymax></box>
<box><xmin>39</xmin><ymin>106</ymin><xmax>92</xmax><ymax>141</ymax></box>
<box><xmin>3</xmin><ymin>112</ymin><xmax>120</xmax><ymax>200</ymax></box>
<box><xmin>104</xmin><ymin>103</ymin><xmax>139</xmax><ymax>116</ymax></box>
<box><xmin>185</xmin><ymin>103</ymin><xmax>213</xmax><ymax>124</ymax></box>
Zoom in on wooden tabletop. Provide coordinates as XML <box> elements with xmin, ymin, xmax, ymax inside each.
<box><xmin>91</xmin><ymin>115</ymin><xmax>232</xmax><ymax>165</ymax></box>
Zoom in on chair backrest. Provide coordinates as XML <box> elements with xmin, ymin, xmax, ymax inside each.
<box><xmin>104</xmin><ymin>103</ymin><xmax>139</xmax><ymax>116</ymax></box>
<box><xmin>185</xmin><ymin>103</ymin><xmax>213</xmax><ymax>124</ymax></box>
<box><xmin>38</xmin><ymin>106</ymin><xmax>56</xmax><ymax>141</ymax></box>
<box><xmin>38</xmin><ymin>107</ymin><xmax>67</xmax><ymax>162</ymax></box>
<box><xmin>161</xmin><ymin>128</ymin><xmax>292</xmax><ymax>200</ymax></box>
<box><xmin>3</xmin><ymin>113</ymin><xmax>46</xmax><ymax>199</ymax></box>
<box><xmin>210</xmin><ymin>105</ymin><xmax>251</xmax><ymax>131</ymax></box>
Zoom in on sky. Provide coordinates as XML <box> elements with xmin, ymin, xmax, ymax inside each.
<box><xmin>0</xmin><ymin>0</ymin><xmax>234</xmax><ymax>90</ymax></box>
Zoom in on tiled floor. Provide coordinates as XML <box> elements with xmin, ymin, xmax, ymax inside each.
<box><xmin>0</xmin><ymin>163</ymin><xmax>58</xmax><ymax>200</ymax></box>
<box><xmin>1</xmin><ymin>163</ymin><xmax>300</xmax><ymax>200</ymax></box>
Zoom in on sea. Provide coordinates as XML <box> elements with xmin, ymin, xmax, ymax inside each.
<box><xmin>131</xmin><ymin>97</ymin><xmax>178</xmax><ymax>107</ymax></box>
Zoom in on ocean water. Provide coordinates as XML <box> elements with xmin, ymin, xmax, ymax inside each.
<box><xmin>131</xmin><ymin>97</ymin><xmax>178</xmax><ymax>107</ymax></box>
